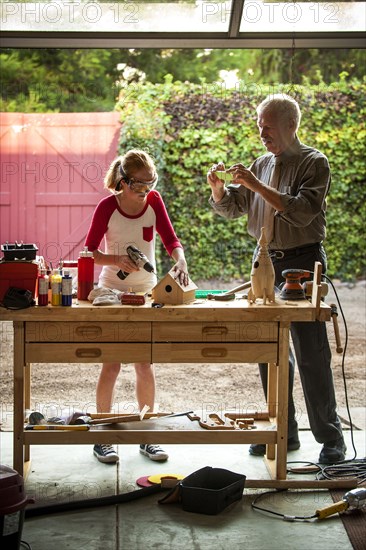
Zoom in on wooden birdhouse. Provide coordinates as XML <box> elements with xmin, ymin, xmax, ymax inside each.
<box><xmin>151</xmin><ymin>269</ymin><xmax>197</xmax><ymax>305</ymax></box>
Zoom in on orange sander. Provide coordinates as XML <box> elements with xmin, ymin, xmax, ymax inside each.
<box><xmin>280</xmin><ymin>269</ymin><xmax>310</xmax><ymax>300</ymax></box>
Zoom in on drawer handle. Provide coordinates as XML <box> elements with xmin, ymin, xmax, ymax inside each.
<box><xmin>201</xmin><ymin>348</ymin><xmax>228</xmax><ymax>358</ymax></box>
<box><xmin>75</xmin><ymin>348</ymin><xmax>102</xmax><ymax>358</ymax></box>
<box><xmin>202</xmin><ymin>326</ymin><xmax>228</xmax><ymax>336</ymax></box>
<box><xmin>76</xmin><ymin>326</ymin><xmax>102</xmax><ymax>338</ymax></box>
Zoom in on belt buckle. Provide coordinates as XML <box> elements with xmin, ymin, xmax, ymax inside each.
<box><xmin>272</xmin><ymin>250</ymin><xmax>284</xmax><ymax>259</ymax></box>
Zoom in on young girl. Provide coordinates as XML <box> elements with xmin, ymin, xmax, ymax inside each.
<box><xmin>85</xmin><ymin>149</ymin><xmax>189</xmax><ymax>464</ymax></box>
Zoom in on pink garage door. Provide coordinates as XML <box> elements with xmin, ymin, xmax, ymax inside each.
<box><xmin>0</xmin><ymin>112</ymin><xmax>121</xmax><ymax>266</ymax></box>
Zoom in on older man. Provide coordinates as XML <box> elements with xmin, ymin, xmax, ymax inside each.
<box><xmin>208</xmin><ymin>94</ymin><xmax>346</xmax><ymax>464</ymax></box>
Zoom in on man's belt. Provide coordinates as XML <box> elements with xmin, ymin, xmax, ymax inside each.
<box><xmin>269</xmin><ymin>242</ymin><xmax>321</xmax><ymax>260</ymax></box>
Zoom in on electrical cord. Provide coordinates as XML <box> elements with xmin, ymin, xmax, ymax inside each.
<box><xmin>273</xmin><ymin>273</ymin><xmax>362</xmax><ymax>491</ymax></box>
<box><xmin>309</xmin><ymin>271</ymin><xmax>358</xmax><ymax>463</ymax></box>
<box><xmin>286</xmin><ymin>459</ymin><xmax>366</xmax><ymax>485</ymax></box>
<box><xmin>316</xmin><ymin>460</ymin><xmax>366</xmax><ymax>484</ymax></box>
<box><xmin>285</xmin><ymin>274</ymin><xmax>364</xmax><ymax>483</ymax></box>
<box><xmin>251</xmin><ymin>490</ymin><xmax>318</xmax><ymax>521</ymax></box>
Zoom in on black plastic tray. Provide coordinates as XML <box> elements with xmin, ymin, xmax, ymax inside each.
<box><xmin>180</xmin><ymin>466</ymin><xmax>245</xmax><ymax>515</ymax></box>
<box><xmin>1</xmin><ymin>244</ymin><xmax>38</xmax><ymax>261</ymax></box>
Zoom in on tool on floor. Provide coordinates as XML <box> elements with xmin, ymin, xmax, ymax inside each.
<box><xmin>279</xmin><ymin>269</ymin><xmax>311</xmax><ymax>300</ymax></box>
<box><xmin>136</xmin><ymin>474</ymin><xmax>184</xmax><ymax>488</ymax></box>
<box><xmin>315</xmin><ymin>487</ymin><xmax>366</xmax><ymax>519</ymax></box>
<box><xmin>148</xmin><ymin>474</ymin><xmax>185</xmax><ymax>486</ymax></box>
<box><xmin>252</xmin><ymin>485</ymin><xmax>365</xmax><ymax>521</ymax></box>
<box><xmin>117</xmin><ymin>245</ymin><xmax>155</xmax><ymax>280</ymax></box>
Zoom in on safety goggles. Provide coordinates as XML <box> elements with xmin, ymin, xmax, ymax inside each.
<box><xmin>118</xmin><ymin>165</ymin><xmax>158</xmax><ymax>193</ymax></box>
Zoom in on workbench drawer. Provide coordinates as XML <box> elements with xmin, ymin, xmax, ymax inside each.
<box><xmin>152</xmin><ymin>322</ymin><xmax>278</xmax><ymax>342</ymax></box>
<box><xmin>152</xmin><ymin>343</ymin><xmax>277</xmax><ymax>363</ymax></box>
<box><xmin>25</xmin><ymin>322</ymin><xmax>151</xmax><ymax>343</ymax></box>
<box><xmin>25</xmin><ymin>343</ymin><xmax>151</xmax><ymax>363</ymax></box>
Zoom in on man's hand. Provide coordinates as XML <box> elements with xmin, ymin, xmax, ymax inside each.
<box><xmin>229</xmin><ymin>163</ymin><xmax>261</xmax><ymax>192</ymax></box>
<box><xmin>229</xmin><ymin>163</ymin><xmax>283</xmax><ymax>211</ymax></box>
<box><xmin>207</xmin><ymin>162</ymin><xmax>226</xmax><ymax>203</ymax></box>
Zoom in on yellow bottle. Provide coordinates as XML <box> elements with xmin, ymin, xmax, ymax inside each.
<box><xmin>51</xmin><ymin>269</ymin><xmax>62</xmax><ymax>306</ymax></box>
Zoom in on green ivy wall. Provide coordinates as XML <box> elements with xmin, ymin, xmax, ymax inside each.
<box><xmin>116</xmin><ymin>77</ymin><xmax>366</xmax><ymax>282</ymax></box>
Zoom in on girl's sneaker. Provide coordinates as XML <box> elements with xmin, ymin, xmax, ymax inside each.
<box><xmin>139</xmin><ymin>444</ymin><xmax>168</xmax><ymax>461</ymax></box>
<box><xmin>93</xmin><ymin>444</ymin><xmax>119</xmax><ymax>463</ymax></box>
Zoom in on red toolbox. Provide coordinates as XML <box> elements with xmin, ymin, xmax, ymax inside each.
<box><xmin>0</xmin><ymin>261</ymin><xmax>38</xmax><ymax>302</ymax></box>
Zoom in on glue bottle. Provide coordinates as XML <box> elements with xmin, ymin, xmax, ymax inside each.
<box><xmin>37</xmin><ymin>268</ymin><xmax>49</xmax><ymax>306</ymax></box>
<box><xmin>61</xmin><ymin>269</ymin><xmax>73</xmax><ymax>306</ymax></box>
<box><xmin>77</xmin><ymin>246</ymin><xmax>94</xmax><ymax>300</ymax></box>
<box><xmin>51</xmin><ymin>269</ymin><xmax>62</xmax><ymax>306</ymax></box>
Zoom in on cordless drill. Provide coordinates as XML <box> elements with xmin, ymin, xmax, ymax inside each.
<box><xmin>117</xmin><ymin>245</ymin><xmax>155</xmax><ymax>280</ymax></box>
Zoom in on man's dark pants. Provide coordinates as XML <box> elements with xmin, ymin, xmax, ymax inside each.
<box><xmin>257</xmin><ymin>244</ymin><xmax>343</xmax><ymax>444</ymax></box>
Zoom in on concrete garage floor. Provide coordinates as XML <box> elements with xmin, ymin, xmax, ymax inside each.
<box><xmin>1</xmin><ymin>422</ymin><xmax>365</xmax><ymax>550</ymax></box>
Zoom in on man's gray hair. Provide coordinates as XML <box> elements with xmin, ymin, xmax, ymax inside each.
<box><xmin>257</xmin><ymin>94</ymin><xmax>302</xmax><ymax>131</ymax></box>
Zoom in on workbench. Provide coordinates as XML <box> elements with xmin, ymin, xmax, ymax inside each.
<box><xmin>1</xmin><ymin>267</ymin><xmax>338</xmax><ymax>489</ymax></box>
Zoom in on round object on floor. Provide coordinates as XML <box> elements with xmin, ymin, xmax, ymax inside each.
<box><xmin>136</xmin><ymin>476</ymin><xmax>154</xmax><ymax>487</ymax></box>
<box><xmin>148</xmin><ymin>473</ymin><xmax>184</xmax><ymax>485</ymax></box>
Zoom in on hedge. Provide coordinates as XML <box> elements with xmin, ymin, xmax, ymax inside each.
<box><xmin>116</xmin><ymin>76</ymin><xmax>366</xmax><ymax>282</ymax></box>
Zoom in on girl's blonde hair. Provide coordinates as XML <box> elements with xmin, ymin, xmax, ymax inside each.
<box><xmin>104</xmin><ymin>149</ymin><xmax>156</xmax><ymax>193</ymax></box>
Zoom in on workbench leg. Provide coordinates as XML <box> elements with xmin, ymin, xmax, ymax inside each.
<box><xmin>24</xmin><ymin>363</ymin><xmax>31</xmax><ymax>464</ymax></box>
<box><xmin>13</xmin><ymin>322</ymin><xmax>26</xmax><ymax>477</ymax></box>
<box><xmin>275</xmin><ymin>322</ymin><xmax>290</xmax><ymax>479</ymax></box>
<box><xmin>266</xmin><ymin>362</ymin><xmax>277</xmax><ymax>460</ymax></box>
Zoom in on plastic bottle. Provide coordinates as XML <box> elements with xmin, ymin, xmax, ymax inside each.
<box><xmin>37</xmin><ymin>269</ymin><xmax>49</xmax><ymax>306</ymax></box>
<box><xmin>47</xmin><ymin>268</ymin><xmax>52</xmax><ymax>304</ymax></box>
<box><xmin>63</xmin><ymin>260</ymin><xmax>78</xmax><ymax>294</ymax></box>
<box><xmin>61</xmin><ymin>269</ymin><xmax>73</xmax><ymax>306</ymax></box>
<box><xmin>77</xmin><ymin>246</ymin><xmax>94</xmax><ymax>300</ymax></box>
<box><xmin>51</xmin><ymin>269</ymin><xmax>62</xmax><ymax>306</ymax></box>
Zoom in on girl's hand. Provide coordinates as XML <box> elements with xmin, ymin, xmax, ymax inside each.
<box><xmin>171</xmin><ymin>259</ymin><xmax>189</xmax><ymax>286</ymax></box>
<box><xmin>117</xmin><ymin>254</ymin><xmax>139</xmax><ymax>274</ymax></box>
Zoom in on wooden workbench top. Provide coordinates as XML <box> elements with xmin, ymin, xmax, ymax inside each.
<box><xmin>0</xmin><ymin>296</ymin><xmax>331</xmax><ymax>323</ymax></box>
